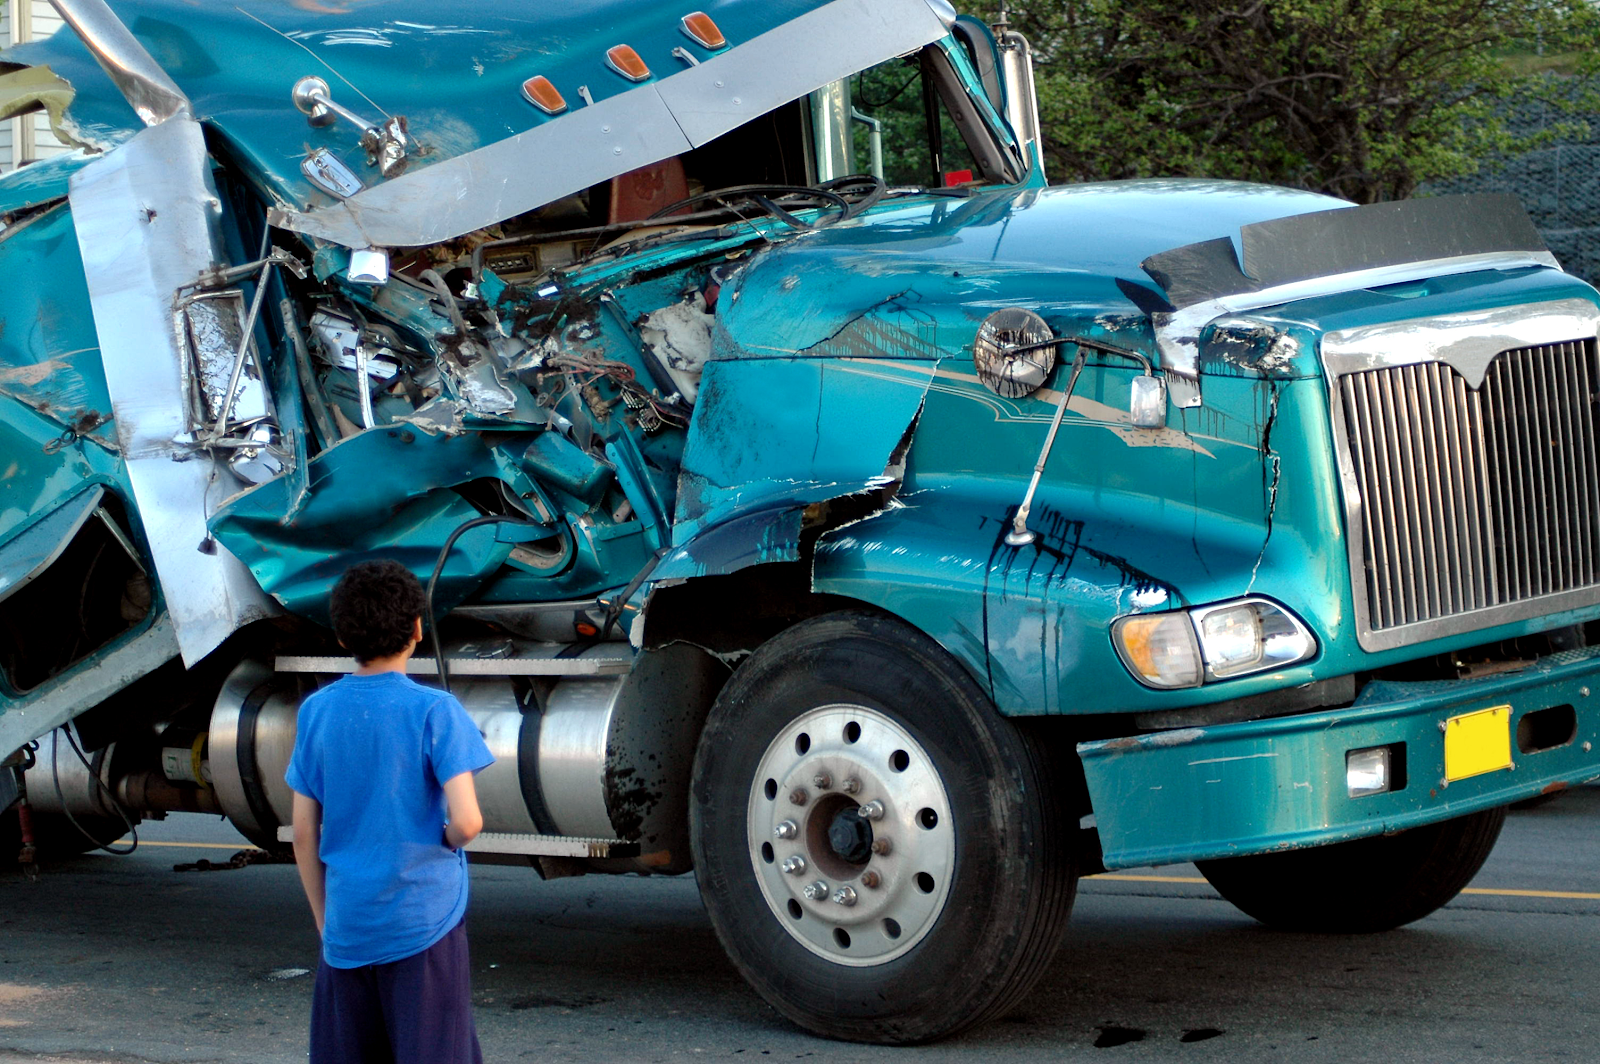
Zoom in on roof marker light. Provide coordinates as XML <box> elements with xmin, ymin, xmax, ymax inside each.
<box><xmin>606</xmin><ymin>44</ymin><xmax>651</xmax><ymax>82</ymax></box>
<box><xmin>680</xmin><ymin>12</ymin><xmax>728</xmax><ymax>49</ymax></box>
<box><xmin>521</xmin><ymin>76</ymin><xmax>568</xmax><ymax>115</ymax></box>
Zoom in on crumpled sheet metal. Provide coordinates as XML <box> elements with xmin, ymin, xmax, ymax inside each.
<box><xmin>68</xmin><ymin>116</ymin><xmax>277</xmax><ymax>667</ymax></box>
<box><xmin>208</xmin><ymin>427</ymin><xmax>517</xmax><ymax>622</ymax></box>
<box><xmin>269</xmin><ymin>0</ymin><xmax>949</xmax><ymax>248</ymax></box>
<box><xmin>671</xmin><ymin>357</ymin><xmax>934</xmax><ymax>549</ymax></box>
<box><xmin>0</xmin><ymin>200</ymin><xmax>118</xmax><ymax>451</ymax></box>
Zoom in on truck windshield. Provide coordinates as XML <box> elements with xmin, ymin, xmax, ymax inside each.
<box><xmin>810</xmin><ymin>44</ymin><xmax>1007</xmax><ymax>188</ymax></box>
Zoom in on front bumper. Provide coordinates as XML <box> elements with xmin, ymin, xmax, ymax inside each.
<box><xmin>1079</xmin><ymin>646</ymin><xmax>1600</xmax><ymax>869</ymax></box>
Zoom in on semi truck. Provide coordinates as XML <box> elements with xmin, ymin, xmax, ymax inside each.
<box><xmin>3</xmin><ymin>0</ymin><xmax>1599</xmax><ymax>1044</ymax></box>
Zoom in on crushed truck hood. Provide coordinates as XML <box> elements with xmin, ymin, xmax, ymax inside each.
<box><xmin>7</xmin><ymin>0</ymin><xmax>952</xmax><ymax>246</ymax></box>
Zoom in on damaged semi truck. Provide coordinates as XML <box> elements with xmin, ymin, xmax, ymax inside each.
<box><xmin>4</xmin><ymin>0</ymin><xmax>1600</xmax><ymax>1043</ymax></box>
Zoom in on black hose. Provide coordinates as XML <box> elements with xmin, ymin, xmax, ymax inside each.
<box><xmin>52</xmin><ymin>725</ymin><xmax>137</xmax><ymax>856</ymax></box>
<box><xmin>425</xmin><ymin>514</ymin><xmax>539</xmax><ymax>693</ymax></box>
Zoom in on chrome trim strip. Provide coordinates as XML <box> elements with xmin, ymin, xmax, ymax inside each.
<box><xmin>268</xmin><ymin>0</ymin><xmax>950</xmax><ymax>249</ymax></box>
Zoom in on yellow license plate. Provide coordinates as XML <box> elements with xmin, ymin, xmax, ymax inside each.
<box><xmin>1444</xmin><ymin>705</ymin><xmax>1513</xmax><ymax>782</ymax></box>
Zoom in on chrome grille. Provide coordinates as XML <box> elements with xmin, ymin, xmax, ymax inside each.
<box><xmin>1338</xmin><ymin>338</ymin><xmax>1600</xmax><ymax>636</ymax></box>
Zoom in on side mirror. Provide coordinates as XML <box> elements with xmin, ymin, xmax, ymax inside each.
<box><xmin>1130</xmin><ymin>375</ymin><xmax>1167</xmax><ymax>429</ymax></box>
<box><xmin>986</xmin><ymin>16</ymin><xmax>1045</xmax><ymax>180</ymax></box>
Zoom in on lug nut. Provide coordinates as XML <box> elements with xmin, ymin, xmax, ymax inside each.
<box><xmin>871</xmin><ymin>838</ymin><xmax>892</xmax><ymax>856</ymax></box>
<box><xmin>859</xmin><ymin>800</ymin><xmax>885</xmax><ymax>821</ymax></box>
<box><xmin>813</xmin><ymin>773</ymin><xmax>832</xmax><ymax>789</ymax></box>
<box><xmin>860</xmin><ymin>870</ymin><xmax>881</xmax><ymax>889</ymax></box>
<box><xmin>842</xmin><ymin>776</ymin><xmax>862</xmax><ymax>794</ymax></box>
<box><xmin>802</xmin><ymin>880</ymin><xmax>830</xmax><ymax>901</ymax></box>
<box><xmin>832</xmin><ymin>885</ymin><xmax>858</xmax><ymax>906</ymax></box>
<box><xmin>789</xmin><ymin>788</ymin><xmax>809</xmax><ymax>806</ymax></box>
<box><xmin>782</xmin><ymin>855</ymin><xmax>807</xmax><ymax>876</ymax></box>
<box><xmin>774</xmin><ymin>819</ymin><xmax>798</xmax><ymax>839</ymax></box>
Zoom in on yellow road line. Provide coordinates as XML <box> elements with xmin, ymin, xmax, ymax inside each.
<box><xmin>1089</xmin><ymin>873</ymin><xmax>1600</xmax><ymax>900</ymax></box>
<box><xmin>1460</xmin><ymin>886</ymin><xmax>1600</xmax><ymax>901</ymax></box>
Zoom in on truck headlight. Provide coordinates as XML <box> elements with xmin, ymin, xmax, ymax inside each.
<box><xmin>1113</xmin><ymin>597</ymin><xmax>1316</xmax><ymax>689</ymax></box>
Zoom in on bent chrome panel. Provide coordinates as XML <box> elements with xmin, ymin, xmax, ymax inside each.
<box><xmin>1320</xmin><ymin>298</ymin><xmax>1600</xmax><ymax>388</ymax></box>
<box><xmin>269</xmin><ymin>0</ymin><xmax>951</xmax><ymax>249</ymax></box>
<box><xmin>48</xmin><ymin>0</ymin><xmax>191</xmax><ymax>126</ymax></box>
<box><xmin>1142</xmin><ymin>194</ymin><xmax>1559</xmax><ymax>407</ymax></box>
<box><xmin>68</xmin><ymin>118</ymin><xmax>277</xmax><ymax>667</ymax></box>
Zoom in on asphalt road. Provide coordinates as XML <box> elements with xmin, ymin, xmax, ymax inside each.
<box><xmin>2</xmin><ymin>788</ymin><xmax>1597</xmax><ymax>1064</ymax></box>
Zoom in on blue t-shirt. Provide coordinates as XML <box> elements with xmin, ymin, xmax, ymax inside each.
<box><xmin>285</xmin><ymin>671</ymin><xmax>494</xmax><ymax>968</ymax></box>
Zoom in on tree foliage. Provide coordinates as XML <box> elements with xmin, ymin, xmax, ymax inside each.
<box><xmin>998</xmin><ymin>0</ymin><xmax>1600</xmax><ymax>202</ymax></box>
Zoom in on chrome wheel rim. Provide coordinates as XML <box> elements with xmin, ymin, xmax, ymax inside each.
<box><xmin>746</xmin><ymin>703</ymin><xmax>954</xmax><ymax>966</ymax></box>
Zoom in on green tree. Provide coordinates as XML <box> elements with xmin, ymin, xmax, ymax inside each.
<box><xmin>997</xmin><ymin>0</ymin><xmax>1600</xmax><ymax>202</ymax></box>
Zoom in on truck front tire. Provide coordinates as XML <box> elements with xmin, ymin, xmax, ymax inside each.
<box><xmin>1195</xmin><ymin>806</ymin><xmax>1507</xmax><ymax>933</ymax></box>
<box><xmin>689</xmin><ymin>610</ymin><xmax>1076</xmax><ymax>1044</ymax></box>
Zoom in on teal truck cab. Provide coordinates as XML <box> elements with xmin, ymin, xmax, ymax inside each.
<box><xmin>3</xmin><ymin>0</ymin><xmax>1599</xmax><ymax>1044</ymax></box>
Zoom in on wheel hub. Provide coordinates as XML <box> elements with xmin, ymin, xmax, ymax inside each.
<box><xmin>746</xmin><ymin>703</ymin><xmax>954</xmax><ymax>966</ymax></box>
<box><xmin>827</xmin><ymin>805</ymin><xmax>873</xmax><ymax>865</ymax></box>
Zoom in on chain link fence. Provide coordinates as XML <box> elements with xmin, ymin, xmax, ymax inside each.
<box><xmin>1424</xmin><ymin>81</ymin><xmax>1600</xmax><ymax>285</ymax></box>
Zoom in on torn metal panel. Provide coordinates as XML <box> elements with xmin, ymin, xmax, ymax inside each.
<box><xmin>269</xmin><ymin>0</ymin><xmax>949</xmax><ymax>248</ymax></box>
<box><xmin>0</xmin><ymin>200</ymin><xmax>118</xmax><ymax>451</ymax></box>
<box><xmin>208</xmin><ymin>427</ymin><xmax>520</xmax><ymax>621</ymax></box>
<box><xmin>0</xmin><ymin>65</ymin><xmax>92</xmax><ymax>149</ymax></box>
<box><xmin>1142</xmin><ymin>195</ymin><xmax>1562</xmax><ymax>407</ymax></box>
<box><xmin>672</xmin><ymin>357</ymin><xmax>934</xmax><ymax>544</ymax></box>
<box><xmin>68</xmin><ymin>117</ymin><xmax>277</xmax><ymax>666</ymax></box>
<box><xmin>651</xmin><ymin>506</ymin><xmax>808</xmax><ymax>584</ymax></box>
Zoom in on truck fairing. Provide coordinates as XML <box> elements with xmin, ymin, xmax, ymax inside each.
<box><xmin>4</xmin><ymin>0</ymin><xmax>1600</xmax><ymax>1045</ymax></box>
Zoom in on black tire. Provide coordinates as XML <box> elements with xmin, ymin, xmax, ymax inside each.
<box><xmin>689</xmin><ymin>610</ymin><xmax>1076</xmax><ymax>1044</ymax></box>
<box><xmin>1195</xmin><ymin>806</ymin><xmax>1507</xmax><ymax>933</ymax></box>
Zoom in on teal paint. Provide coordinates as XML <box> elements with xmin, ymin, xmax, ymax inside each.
<box><xmin>1080</xmin><ymin>646</ymin><xmax>1600</xmax><ymax>868</ymax></box>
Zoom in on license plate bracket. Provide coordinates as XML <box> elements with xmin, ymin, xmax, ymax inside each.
<box><xmin>1443</xmin><ymin>705</ymin><xmax>1513</xmax><ymax>782</ymax></box>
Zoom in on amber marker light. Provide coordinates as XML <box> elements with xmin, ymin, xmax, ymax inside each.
<box><xmin>606</xmin><ymin>44</ymin><xmax>651</xmax><ymax>82</ymax></box>
<box><xmin>521</xmin><ymin>75</ymin><xmax>568</xmax><ymax>115</ymax></box>
<box><xmin>680</xmin><ymin>11</ymin><xmax>727</xmax><ymax>49</ymax></box>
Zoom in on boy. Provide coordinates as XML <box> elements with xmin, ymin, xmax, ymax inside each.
<box><xmin>286</xmin><ymin>559</ymin><xmax>495</xmax><ymax>1064</ymax></box>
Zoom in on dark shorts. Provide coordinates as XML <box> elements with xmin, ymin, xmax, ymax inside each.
<box><xmin>310</xmin><ymin>918</ymin><xmax>483</xmax><ymax>1064</ymax></box>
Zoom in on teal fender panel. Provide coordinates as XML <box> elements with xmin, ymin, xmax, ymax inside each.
<box><xmin>0</xmin><ymin>202</ymin><xmax>118</xmax><ymax>457</ymax></box>
<box><xmin>1079</xmin><ymin>647</ymin><xmax>1600</xmax><ymax>869</ymax></box>
<box><xmin>672</xmin><ymin>357</ymin><xmax>934</xmax><ymax>544</ymax></box>
<box><xmin>812</xmin><ymin>474</ymin><xmax>1183</xmax><ymax>715</ymax></box>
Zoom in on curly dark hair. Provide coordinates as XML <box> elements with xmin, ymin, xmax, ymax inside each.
<box><xmin>330</xmin><ymin>559</ymin><xmax>427</xmax><ymax>664</ymax></box>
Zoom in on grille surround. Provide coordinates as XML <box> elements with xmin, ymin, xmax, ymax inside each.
<box><xmin>1322</xmin><ymin>298</ymin><xmax>1600</xmax><ymax>651</ymax></box>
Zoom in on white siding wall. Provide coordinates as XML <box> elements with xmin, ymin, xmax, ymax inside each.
<box><xmin>1</xmin><ymin>0</ymin><xmax>68</xmax><ymax>174</ymax></box>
